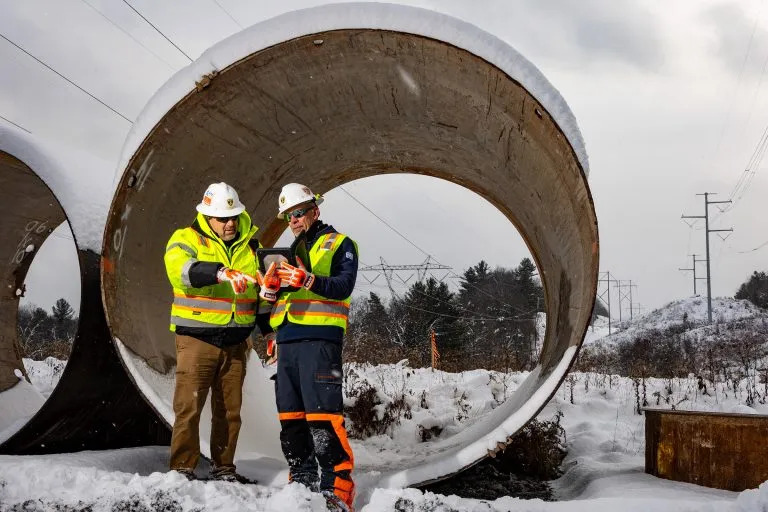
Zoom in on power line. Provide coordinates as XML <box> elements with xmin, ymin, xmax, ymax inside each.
<box><xmin>737</xmin><ymin>238</ymin><xmax>768</xmax><ymax>253</ymax></box>
<box><xmin>122</xmin><ymin>0</ymin><xmax>193</xmax><ymax>62</ymax></box>
<box><xmin>78</xmin><ymin>0</ymin><xmax>176</xmax><ymax>70</ymax></box>
<box><xmin>0</xmin><ymin>32</ymin><xmax>133</xmax><ymax>123</ymax></box>
<box><xmin>211</xmin><ymin>0</ymin><xmax>242</xmax><ymax>29</ymax></box>
<box><xmin>340</xmin><ymin>184</ymin><xmax>539</xmax><ymax>315</ymax></box>
<box><xmin>339</xmin><ymin>186</ymin><xmax>429</xmax><ymax>258</ymax></box>
<box><xmin>0</xmin><ymin>114</ymin><xmax>31</xmax><ymax>133</ymax></box>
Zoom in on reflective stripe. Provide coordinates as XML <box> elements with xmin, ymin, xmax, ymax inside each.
<box><xmin>287</xmin><ymin>300</ymin><xmax>349</xmax><ymax>316</ymax></box>
<box><xmin>175</xmin><ymin>293</ymin><xmax>233</xmax><ymax>303</ymax></box>
<box><xmin>166</xmin><ymin>242</ymin><xmax>197</xmax><ymax>257</ymax></box>
<box><xmin>196</xmin><ymin>233</ymin><xmax>209</xmax><ymax>248</ymax></box>
<box><xmin>279</xmin><ymin>412</ymin><xmax>306</xmax><ymax>420</ymax></box>
<box><xmin>173</xmin><ymin>297</ymin><xmax>232</xmax><ymax>311</ymax></box>
<box><xmin>271</xmin><ymin>302</ymin><xmax>287</xmax><ymax>318</ymax></box>
<box><xmin>321</xmin><ymin>233</ymin><xmax>339</xmax><ymax>250</ymax></box>
<box><xmin>173</xmin><ymin>304</ymin><xmax>230</xmax><ymax>315</ymax></box>
<box><xmin>171</xmin><ymin>315</ymin><xmax>254</xmax><ymax>328</ymax></box>
<box><xmin>171</xmin><ymin>315</ymin><xmax>220</xmax><ymax>328</ymax></box>
<box><xmin>181</xmin><ymin>259</ymin><xmax>195</xmax><ymax>287</ymax></box>
<box><xmin>257</xmin><ymin>302</ymin><xmax>273</xmax><ymax>314</ymax></box>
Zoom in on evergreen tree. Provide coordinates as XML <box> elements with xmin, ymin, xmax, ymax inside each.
<box><xmin>52</xmin><ymin>298</ymin><xmax>75</xmax><ymax>324</ymax></box>
<box><xmin>735</xmin><ymin>271</ymin><xmax>768</xmax><ymax>309</ymax></box>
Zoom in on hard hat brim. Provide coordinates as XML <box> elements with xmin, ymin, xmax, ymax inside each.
<box><xmin>277</xmin><ymin>196</ymin><xmax>323</xmax><ymax>218</ymax></box>
<box><xmin>196</xmin><ymin>203</ymin><xmax>246</xmax><ymax>217</ymax></box>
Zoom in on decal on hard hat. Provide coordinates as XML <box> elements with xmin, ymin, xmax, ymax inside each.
<box><xmin>227</xmin><ymin>198</ymin><xmax>234</xmax><ymax>207</ymax></box>
<box><xmin>203</xmin><ymin>191</ymin><xmax>213</xmax><ymax>205</ymax></box>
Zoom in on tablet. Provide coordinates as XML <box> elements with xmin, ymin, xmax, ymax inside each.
<box><xmin>255</xmin><ymin>232</ymin><xmax>313</xmax><ymax>291</ymax></box>
<box><xmin>255</xmin><ymin>247</ymin><xmax>294</xmax><ymax>276</ymax></box>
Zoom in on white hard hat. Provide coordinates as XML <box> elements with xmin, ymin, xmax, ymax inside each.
<box><xmin>277</xmin><ymin>183</ymin><xmax>324</xmax><ymax>218</ymax></box>
<box><xmin>196</xmin><ymin>182</ymin><xmax>246</xmax><ymax>217</ymax></box>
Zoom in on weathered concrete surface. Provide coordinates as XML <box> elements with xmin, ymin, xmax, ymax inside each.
<box><xmin>102</xmin><ymin>29</ymin><xmax>597</xmax><ymax>481</ymax></box>
<box><xmin>0</xmin><ymin>151</ymin><xmax>66</xmax><ymax>392</ymax></box>
<box><xmin>0</xmin><ymin>150</ymin><xmax>170</xmax><ymax>454</ymax></box>
<box><xmin>645</xmin><ymin>408</ymin><xmax>768</xmax><ymax>491</ymax></box>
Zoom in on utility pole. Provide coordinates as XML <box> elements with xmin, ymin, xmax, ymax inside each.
<box><xmin>678</xmin><ymin>254</ymin><xmax>705</xmax><ymax>295</ymax></box>
<box><xmin>682</xmin><ymin>193</ymin><xmax>733</xmax><ymax>323</ymax></box>
<box><xmin>598</xmin><ymin>271</ymin><xmax>618</xmax><ymax>334</ymax></box>
<box><xmin>614</xmin><ymin>280</ymin><xmax>638</xmax><ymax>321</ymax></box>
<box><xmin>625</xmin><ymin>281</ymin><xmax>638</xmax><ymax>320</ymax></box>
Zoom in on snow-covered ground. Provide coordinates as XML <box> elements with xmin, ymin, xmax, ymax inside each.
<box><xmin>588</xmin><ymin>296</ymin><xmax>767</xmax><ymax>350</ymax></box>
<box><xmin>2</xmin><ymin>358</ymin><xmax>767</xmax><ymax>511</ymax></box>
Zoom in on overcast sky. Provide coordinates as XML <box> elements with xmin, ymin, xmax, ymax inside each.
<box><xmin>5</xmin><ymin>0</ymin><xmax>768</xmax><ymax>319</ymax></box>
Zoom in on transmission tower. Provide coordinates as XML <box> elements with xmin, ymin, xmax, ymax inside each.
<box><xmin>359</xmin><ymin>256</ymin><xmax>452</xmax><ymax>296</ymax></box>
<box><xmin>614</xmin><ymin>280</ymin><xmax>638</xmax><ymax>321</ymax></box>
<box><xmin>682</xmin><ymin>192</ymin><xmax>733</xmax><ymax>322</ymax></box>
<box><xmin>597</xmin><ymin>271</ymin><xmax>618</xmax><ymax>334</ymax></box>
<box><xmin>678</xmin><ymin>254</ymin><xmax>707</xmax><ymax>295</ymax></box>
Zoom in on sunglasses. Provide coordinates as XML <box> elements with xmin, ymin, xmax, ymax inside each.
<box><xmin>283</xmin><ymin>205</ymin><xmax>313</xmax><ymax>222</ymax></box>
<box><xmin>213</xmin><ymin>215</ymin><xmax>239</xmax><ymax>223</ymax></box>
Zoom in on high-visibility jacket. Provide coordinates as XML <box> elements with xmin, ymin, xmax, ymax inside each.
<box><xmin>269</xmin><ymin>232</ymin><xmax>357</xmax><ymax>332</ymax></box>
<box><xmin>165</xmin><ymin>211</ymin><xmax>264</xmax><ymax>331</ymax></box>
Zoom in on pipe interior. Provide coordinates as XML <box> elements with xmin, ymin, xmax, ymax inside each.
<box><xmin>102</xmin><ymin>29</ymin><xmax>598</xmax><ymax>485</ymax></box>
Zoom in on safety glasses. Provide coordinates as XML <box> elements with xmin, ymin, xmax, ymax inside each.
<box><xmin>213</xmin><ymin>215</ymin><xmax>239</xmax><ymax>223</ymax></box>
<box><xmin>283</xmin><ymin>205</ymin><xmax>313</xmax><ymax>222</ymax></box>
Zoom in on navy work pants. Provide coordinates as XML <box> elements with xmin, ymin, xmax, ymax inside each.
<box><xmin>275</xmin><ymin>340</ymin><xmax>354</xmax><ymax>508</ymax></box>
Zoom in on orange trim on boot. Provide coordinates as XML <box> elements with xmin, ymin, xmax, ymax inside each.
<box><xmin>305</xmin><ymin>413</ymin><xmax>355</xmax><ymax>468</ymax></box>
<box><xmin>333</xmin><ymin>476</ymin><xmax>355</xmax><ymax>510</ymax></box>
<box><xmin>279</xmin><ymin>411</ymin><xmax>306</xmax><ymax>420</ymax></box>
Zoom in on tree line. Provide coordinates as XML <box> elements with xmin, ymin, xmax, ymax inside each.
<box><xmin>344</xmin><ymin>258</ymin><xmax>546</xmax><ymax>372</ymax></box>
<box><xmin>17</xmin><ymin>298</ymin><xmax>78</xmax><ymax>360</ymax></box>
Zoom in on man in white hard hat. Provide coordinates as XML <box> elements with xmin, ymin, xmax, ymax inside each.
<box><xmin>261</xmin><ymin>183</ymin><xmax>359</xmax><ymax>511</ymax></box>
<box><xmin>163</xmin><ymin>182</ymin><xmax>277</xmax><ymax>482</ymax></box>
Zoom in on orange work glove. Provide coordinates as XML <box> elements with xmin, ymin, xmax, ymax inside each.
<box><xmin>256</xmin><ymin>261</ymin><xmax>280</xmax><ymax>302</ymax></box>
<box><xmin>216</xmin><ymin>267</ymin><xmax>257</xmax><ymax>294</ymax></box>
<box><xmin>277</xmin><ymin>257</ymin><xmax>315</xmax><ymax>290</ymax></box>
<box><xmin>264</xmin><ymin>332</ymin><xmax>277</xmax><ymax>366</ymax></box>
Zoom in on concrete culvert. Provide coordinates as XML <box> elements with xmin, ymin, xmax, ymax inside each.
<box><xmin>0</xmin><ymin>132</ymin><xmax>169</xmax><ymax>454</ymax></box>
<box><xmin>101</xmin><ymin>4</ymin><xmax>598</xmax><ymax>489</ymax></box>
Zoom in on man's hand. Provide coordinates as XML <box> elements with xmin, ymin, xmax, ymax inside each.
<box><xmin>277</xmin><ymin>257</ymin><xmax>315</xmax><ymax>290</ymax></box>
<box><xmin>256</xmin><ymin>261</ymin><xmax>280</xmax><ymax>302</ymax></box>
<box><xmin>264</xmin><ymin>332</ymin><xmax>277</xmax><ymax>366</ymax></box>
<box><xmin>217</xmin><ymin>267</ymin><xmax>258</xmax><ymax>294</ymax></box>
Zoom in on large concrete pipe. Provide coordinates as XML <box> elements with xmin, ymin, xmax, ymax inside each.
<box><xmin>102</xmin><ymin>4</ymin><xmax>598</xmax><ymax>488</ymax></box>
<box><xmin>0</xmin><ymin>129</ymin><xmax>169</xmax><ymax>453</ymax></box>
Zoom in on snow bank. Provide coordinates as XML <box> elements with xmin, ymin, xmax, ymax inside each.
<box><xmin>5</xmin><ymin>367</ymin><xmax>765</xmax><ymax>510</ymax></box>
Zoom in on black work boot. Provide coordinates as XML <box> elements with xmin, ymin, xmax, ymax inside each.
<box><xmin>322</xmin><ymin>490</ymin><xmax>351</xmax><ymax>512</ymax></box>
<box><xmin>172</xmin><ymin>469</ymin><xmax>196</xmax><ymax>481</ymax></box>
<box><xmin>210</xmin><ymin>467</ymin><xmax>257</xmax><ymax>484</ymax></box>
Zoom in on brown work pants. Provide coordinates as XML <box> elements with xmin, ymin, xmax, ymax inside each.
<box><xmin>169</xmin><ymin>334</ymin><xmax>248</xmax><ymax>471</ymax></box>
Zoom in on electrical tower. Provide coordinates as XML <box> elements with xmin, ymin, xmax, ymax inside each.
<box><xmin>614</xmin><ymin>280</ymin><xmax>638</xmax><ymax>321</ymax></box>
<box><xmin>358</xmin><ymin>256</ymin><xmax>452</xmax><ymax>296</ymax></box>
<box><xmin>682</xmin><ymin>192</ymin><xmax>733</xmax><ymax>322</ymax></box>
<box><xmin>678</xmin><ymin>254</ymin><xmax>707</xmax><ymax>295</ymax></box>
<box><xmin>597</xmin><ymin>271</ymin><xmax>618</xmax><ymax>334</ymax></box>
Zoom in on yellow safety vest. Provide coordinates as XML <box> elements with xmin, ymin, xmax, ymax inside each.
<box><xmin>164</xmin><ymin>211</ymin><xmax>265</xmax><ymax>331</ymax></box>
<box><xmin>270</xmin><ymin>232</ymin><xmax>356</xmax><ymax>332</ymax></box>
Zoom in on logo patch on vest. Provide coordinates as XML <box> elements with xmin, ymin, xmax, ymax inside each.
<box><xmin>345</xmin><ymin>251</ymin><xmax>354</xmax><ymax>260</ymax></box>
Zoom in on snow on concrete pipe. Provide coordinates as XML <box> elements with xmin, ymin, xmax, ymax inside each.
<box><xmin>101</xmin><ymin>4</ymin><xmax>598</xmax><ymax>488</ymax></box>
<box><xmin>0</xmin><ymin>128</ymin><xmax>169</xmax><ymax>453</ymax></box>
